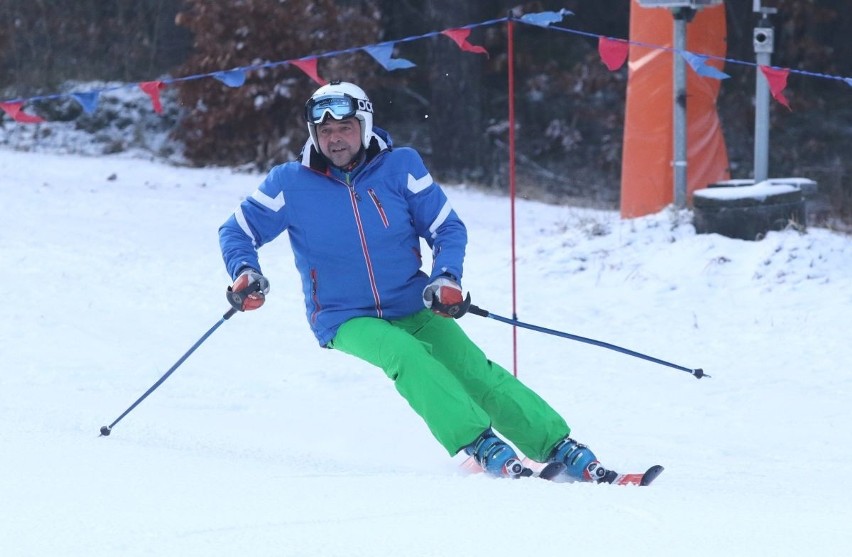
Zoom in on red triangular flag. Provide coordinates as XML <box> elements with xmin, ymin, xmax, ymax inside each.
<box><xmin>139</xmin><ymin>81</ymin><xmax>166</xmax><ymax>114</ymax></box>
<box><xmin>0</xmin><ymin>101</ymin><xmax>45</xmax><ymax>123</ymax></box>
<box><xmin>759</xmin><ymin>65</ymin><xmax>792</xmax><ymax>111</ymax></box>
<box><xmin>441</xmin><ymin>28</ymin><xmax>489</xmax><ymax>57</ymax></box>
<box><xmin>598</xmin><ymin>37</ymin><xmax>629</xmax><ymax>71</ymax></box>
<box><xmin>291</xmin><ymin>58</ymin><xmax>327</xmax><ymax>86</ymax></box>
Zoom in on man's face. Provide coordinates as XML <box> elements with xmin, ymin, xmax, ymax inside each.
<box><xmin>316</xmin><ymin>117</ymin><xmax>362</xmax><ymax>168</ymax></box>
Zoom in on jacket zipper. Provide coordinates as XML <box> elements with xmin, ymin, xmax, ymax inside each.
<box><xmin>367</xmin><ymin>189</ymin><xmax>390</xmax><ymax>228</ymax></box>
<box><xmin>344</xmin><ymin>184</ymin><xmax>383</xmax><ymax>318</ymax></box>
<box><xmin>347</xmin><ymin>184</ymin><xmax>361</xmax><ymax>201</ymax></box>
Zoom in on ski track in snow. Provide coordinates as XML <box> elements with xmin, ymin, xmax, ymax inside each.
<box><xmin>1</xmin><ymin>148</ymin><xmax>851</xmax><ymax>556</ymax></box>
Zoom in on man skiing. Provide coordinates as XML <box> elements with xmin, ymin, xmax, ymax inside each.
<box><xmin>219</xmin><ymin>80</ymin><xmax>614</xmax><ymax>482</ymax></box>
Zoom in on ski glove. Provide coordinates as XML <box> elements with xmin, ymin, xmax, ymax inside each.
<box><xmin>227</xmin><ymin>268</ymin><xmax>270</xmax><ymax>311</ymax></box>
<box><xmin>423</xmin><ymin>274</ymin><xmax>471</xmax><ymax>318</ymax></box>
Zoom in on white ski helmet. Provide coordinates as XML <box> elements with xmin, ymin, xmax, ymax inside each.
<box><xmin>304</xmin><ymin>80</ymin><xmax>374</xmax><ymax>150</ymax></box>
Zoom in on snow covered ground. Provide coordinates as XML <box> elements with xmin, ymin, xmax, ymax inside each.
<box><xmin>2</xmin><ymin>146</ymin><xmax>851</xmax><ymax>556</ymax></box>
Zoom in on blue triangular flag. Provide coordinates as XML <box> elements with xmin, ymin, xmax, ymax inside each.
<box><xmin>520</xmin><ymin>9</ymin><xmax>573</xmax><ymax>27</ymax></box>
<box><xmin>213</xmin><ymin>69</ymin><xmax>247</xmax><ymax>87</ymax></box>
<box><xmin>364</xmin><ymin>44</ymin><xmax>416</xmax><ymax>71</ymax></box>
<box><xmin>682</xmin><ymin>51</ymin><xmax>730</xmax><ymax>80</ymax></box>
<box><xmin>71</xmin><ymin>91</ymin><xmax>100</xmax><ymax>114</ymax></box>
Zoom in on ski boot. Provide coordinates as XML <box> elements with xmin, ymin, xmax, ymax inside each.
<box><xmin>548</xmin><ymin>437</ymin><xmax>618</xmax><ymax>483</ymax></box>
<box><xmin>464</xmin><ymin>428</ymin><xmax>527</xmax><ymax>478</ymax></box>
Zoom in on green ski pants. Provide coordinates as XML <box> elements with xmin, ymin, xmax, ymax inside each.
<box><xmin>329</xmin><ymin>309</ymin><xmax>570</xmax><ymax>461</ymax></box>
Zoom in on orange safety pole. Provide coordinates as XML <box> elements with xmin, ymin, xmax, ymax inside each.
<box><xmin>620</xmin><ymin>0</ymin><xmax>729</xmax><ymax>218</ymax></box>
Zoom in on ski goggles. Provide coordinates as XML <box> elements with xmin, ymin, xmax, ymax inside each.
<box><xmin>305</xmin><ymin>94</ymin><xmax>372</xmax><ymax>124</ymax></box>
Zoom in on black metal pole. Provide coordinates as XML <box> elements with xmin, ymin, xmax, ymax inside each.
<box><xmin>99</xmin><ymin>308</ymin><xmax>239</xmax><ymax>436</ymax></box>
<box><xmin>468</xmin><ymin>305</ymin><xmax>707</xmax><ymax>379</ymax></box>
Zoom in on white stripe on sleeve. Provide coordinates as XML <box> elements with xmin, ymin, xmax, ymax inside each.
<box><xmin>407</xmin><ymin>172</ymin><xmax>433</xmax><ymax>194</ymax></box>
<box><xmin>428</xmin><ymin>201</ymin><xmax>453</xmax><ymax>239</ymax></box>
<box><xmin>251</xmin><ymin>189</ymin><xmax>286</xmax><ymax>211</ymax></box>
<box><xmin>234</xmin><ymin>206</ymin><xmax>258</xmax><ymax>247</ymax></box>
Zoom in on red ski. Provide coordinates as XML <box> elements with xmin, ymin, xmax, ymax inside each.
<box><xmin>461</xmin><ymin>456</ymin><xmax>663</xmax><ymax>486</ymax></box>
<box><xmin>609</xmin><ymin>465</ymin><xmax>665</xmax><ymax>486</ymax></box>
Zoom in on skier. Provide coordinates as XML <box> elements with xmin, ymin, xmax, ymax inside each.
<box><xmin>219</xmin><ymin>80</ymin><xmax>613</xmax><ymax>481</ymax></box>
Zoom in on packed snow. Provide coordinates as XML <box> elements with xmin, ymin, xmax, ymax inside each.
<box><xmin>2</xmin><ymin>146</ymin><xmax>850</xmax><ymax>556</ymax></box>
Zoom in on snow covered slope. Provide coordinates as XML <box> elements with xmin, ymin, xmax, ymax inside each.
<box><xmin>2</xmin><ymin>148</ymin><xmax>850</xmax><ymax>556</ymax></box>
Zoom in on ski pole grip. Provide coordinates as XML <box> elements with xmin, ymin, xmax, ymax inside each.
<box><xmin>226</xmin><ymin>278</ymin><xmax>265</xmax><ymax>312</ymax></box>
<box><xmin>432</xmin><ymin>292</ymin><xmax>472</xmax><ymax>319</ymax></box>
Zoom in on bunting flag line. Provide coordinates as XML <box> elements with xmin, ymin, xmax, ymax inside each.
<box><xmin>139</xmin><ymin>81</ymin><xmax>166</xmax><ymax>114</ymax></box>
<box><xmin>2</xmin><ymin>10</ymin><xmax>851</xmax><ymax>126</ymax></box>
<box><xmin>71</xmin><ymin>91</ymin><xmax>100</xmax><ymax>114</ymax></box>
<box><xmin>213</xmin><ymin>69</ymin><xmax>247</xmax><ymax>88</ymax></box>
<box><xmin>760</xmin><ymin>65</ymin><xmax>792</xmax><ymax>110</ymax></box>
<box><xmin>598</xmin><ymin>36</ymin><xmax>629</xmax><ymax>71</ymax></box>
<box><xmin>682</xmin><ymin>51</ymin><xmax>730</xmax><ymax>80</ymax></box>
<box><xmin>364</xmin><ymin>43</ymin><xmax>416</xmax><ymax>71</ymax></box>
<box><xmin>0</xmin><ymin>101</ymin><xmax>45</xmax><ymax>123</ymax></box>
<box><xmin>442</xmin><ymin>28</ymin><xmax>489</xmax><ymax>57</ymax></box>
<box><xmin>290</xmin><ymin>58</ymin><xmax>327</xmax><ymax>86</ymax></box>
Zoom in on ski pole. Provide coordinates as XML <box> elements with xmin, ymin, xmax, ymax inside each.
<box><xmin>99</xmin><ymin>307</ymin><xmax>239</xmax><ymax>437</ymax></box>
<box><xmin>467</xmin><ymin>305</ymin><xmax>708</xmax><ymax>379</ymax></box>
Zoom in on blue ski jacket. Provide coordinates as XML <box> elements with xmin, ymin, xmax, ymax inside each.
<box><xmin>219</xmin><ymin>128</ymin><xmax>467</xmax><ymax>346</ymax></box>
